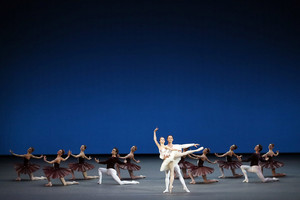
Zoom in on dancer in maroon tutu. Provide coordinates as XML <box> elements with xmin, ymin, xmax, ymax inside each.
<box><xmin>215</xmin><ymin>144</ymin><xmax>242</xmax><ymax>178</ymax></box>
<box><xmin>116</xmin><ymin>146</ymin><xmax>146</xmax><ymax>180</ymax></box>
<box><xmin>188</xmin><ymin>148</ymin><xmax>218</xmax><ymax>184</ymax></box>
<box><xmin>43</xmin><ymin>149</ymin><xmax>78</xmax><ymax>187</ymax></box>
<box><xmin>10</xmin><ymin>148</ymin><xmax>46</xmax><ymax>181</ymax></box>
<box><xmin>69</xmin><ymin>145</ymin><xmax>98</xmax><ymax>180</ymax></box>
<box><xmin>261</xmin><ymin>143</ymin><xmax>285</xmax><ymax>177</ymax></box>
<box><xmin>177</xmin><ymin>148</ymin><xmax>195</xmax><ymax>179</ymax></box>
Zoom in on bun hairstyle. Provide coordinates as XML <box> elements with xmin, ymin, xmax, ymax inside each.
<box><xmin>206</xmin><ymin>148</ymin><xmax>211</xmax><ymax>153</ymax></box>
<box><xmin>29</xmin><ymin>147</ymin><xmax>35</xmax><ymax>152</ymax></box>
<box><xmin>61</xmin><ymin>149</ymin><xmax>65</xmax><ymax>155</ymax></box>
<box><xmin>232</xmin><ymin>145</ymin><xmax>238</xmax><ymax>150</ymax></box>
<box><xmin>114</xmin><ymin>147</ymin><xmax>119</xmax><ymax>154</ymax></box>
<box><xmin>258</xmin><ymin>144</ymin><xmax>263</xmax><ymax>152</ymax></box>
<box><xmin>83</xmin><ymin>145</ymin><xmax>87</xmax><ymax>150</ymax></box>
<box><xmin>167</xmin><ymin>135</ymin><xmax>173</xmax><ymax>139</ymax></box>
<box><xmin>133</xmin><ymin>146</ymin><xmax>137</xmax><ymax>151</ymax></box>
<box><xmin>270</xmin><ymin>143</ymin><xmax>275</xmax><ymax>148</ymax></box>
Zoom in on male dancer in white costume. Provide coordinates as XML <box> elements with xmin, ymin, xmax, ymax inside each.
<box><xmin>163</xmin><ymin>135</ymin><xmax>202</xmax><ymax>193</ymax></box>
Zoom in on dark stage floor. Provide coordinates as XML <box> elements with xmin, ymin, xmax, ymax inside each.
<box><xmin>0</xmin><ymin>154</ymin><xmax>299</xmax><ymax>200</ymax></box>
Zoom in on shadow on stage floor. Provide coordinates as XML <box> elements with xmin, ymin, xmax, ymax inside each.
<box><xmin>0</xmin><ymin>154</ymin><xmax>299</xmax><ymax>200</ymax></box>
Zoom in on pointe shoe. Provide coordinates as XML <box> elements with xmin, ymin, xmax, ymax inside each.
<box><xmin>197</xmin><ymin>147</ymin><xmax>204</xmax><ymax>151</ymax></box>
<box><xmin>183</xmin><ymin>187</ymin><xmax>190</xmax><ymax>193</ymax></box>
<box><xmin>16</xmin><ymin>177</ymin><xmax>21</xmax><ymax>181</ymax></box>
<box><xmin>45</xmin><ymin>182</ymin><xmax>52</xmax><ymax>187</ymax></box>
<box><xmin>97</xmin><ymin>181</ymin><xmax>102</xmax><ymax>184</ymax></box>
<box><xmin>139</xmin><ymin>175</ymin><xmax>146</xmax><ymax>178</ymax></box>
<box><xmin>272</xmin><ymin>177</ymin><xmax>279</xmax><ymax>181</ymax></box>
<box><xmin>163</xmin><ymin>189</ymin><xmax>169</xmax><ymax>193</ymax></box>
<box><xmin>132</xmin><ymin>181</ymin><xmax>139</xmax><ymax>184</ymax></box>
<box><xmin>169</xmin><ymin>185</ymin><xmax>173</xmax><ymax>193</ymax></box>
<box><xmin>218</xmin><ymin>175</ymin><xmax>225</xmax><ymax>178</ymax></box>
<box><xmin>243</xmin><ymin>179</ymin><xmax>249</xmax><ymax>183</ymax></box>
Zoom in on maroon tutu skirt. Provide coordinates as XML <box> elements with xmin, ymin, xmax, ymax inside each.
<box><xmin>178</xmin><ymin>161</ymin><xmax>195</xmax><ymax>169</ymax></box>
<box><xmin>260</xmin><ymin>160</ymin><xmax>284</xmax><ymax>169</ymax></box>
<box><xmin>118</xmin><ymin>163</ymin><xmax>141</xmax><ymax>171</ymax></box>
<box><xmin>68</xmin><ymin>162</ymin><xmax>95</xmax><ymax>172</ymax></box>
<box><xmin>217</xmin><ymin>160</ymin><xmax>242</xmax><ymax>169</ymax></box>
<box><xmin>14</xmin><ymin>163</ymin><xmax>40</xmax><ymax>174</ymax></box>
<box><xmin>43</xmin><ymin>166</ymin><xmax>71</xmax><ymax>179</ymax></box>
<box><xmin>190</xmin><ymin>166</ymin><xmax>214</xmax><ymax>177</ymax></box>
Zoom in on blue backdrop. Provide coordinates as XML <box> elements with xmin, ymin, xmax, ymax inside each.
<box><xmin>1</xmin><ymin>0</ymin><xmax>299</xmax><ymax>154</ymax></box>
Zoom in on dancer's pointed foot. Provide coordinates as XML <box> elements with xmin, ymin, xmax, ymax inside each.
<box><xmin>190</xmin><ymin>181</ymin><xmax>196</xmax><ymax>184</ymax></box>
<box><xmin>132</xmin><ymin>180</ymin><xmax>139</xmax><ymax>184</ymax></box>
<box><xmin>16</xmin><ymin>177</ymin><xmax>21</xmax><ymax>181</ymax></box>
<box><xmin>139</xmin><ymin>175</ymin><xmax>146</xmax><ymax>178</ymax></box>
<box><xmin>169</xmin><ymin>185</ymin><xmax>173</xmax><ymax>193</ymax></box>
<box><xmin>243</xmin><ymin>179</ymin><xmax>249</xmax><ymax>183</ymax></box>
<box><xmin>45</xmin><ymin>182</ymin><xmax>52</xmax><ymax>187</ymax></box>
<box><xmin>163</xmin><ymin>189</ymin><xmax>169</xmax><ymax>193</ymax></box>
<box><xmin>197</xmin><ymin>147</ymin><xmax>204</xmax><ymax>151</ymax></box>
<box><xmin>272</xmin><ymin>177</ymin><xmax>279</xmax><ymax>181</ymax></box>
<box><xmin>183</xmin><ymin>186</ymin><xmax>190</xmax><ymax>192</ymax></box>
<box><xmin>218</xmin><ymin>175</ymin><xmax>225</xmax><ymax>178</ymax></box>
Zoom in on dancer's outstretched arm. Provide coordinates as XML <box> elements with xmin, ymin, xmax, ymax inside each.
<box><xmin>44</xmin><ymin>156</ymin><xmax>57</xmax><ymax>164</ymax></box>
<box><xmin>188</xmin><ymin>154</ymin><xmax>199</xmax><ymax>160</ymax></box>
<box><xmin>9</xmin><ymin>150</ymin><xmax>25</xmax><ymax>158</ymax></box>
<box><xmin>274</xmin><ymin>150</ymin><xmax>279</xmax><ymax>157</ymax></box>
<box><xmin>31</xmin><ymin>154</ymin><xmax>43</xmax><ymax>159</ymax></box>
<box><xmin>118</xmin><ymin>154</ymin><xmax>130</xmax><ymax>159</ymax></box>
<box><xmin>153</xmin><ymin>128</ymin><xmax>161</xmax><ymax>150</ymax></box>
<box><xmin>215</xmin><ymin>152</ymin><xmax>229</xmax><ymax>157</ymax></box>
<box><xmin>205</xmin><ymin>157</ymin><xmax>217</xmax><ymax>164</ymax></box>
<box><xmin>84</xmin><ymin>154</ymin><xmax>92</xmax><ymax>160</ymax></box>
<box><xmin>61</xmin><ymin>150</ymin><xmax>71</xmax><ymax>161</ymax></box>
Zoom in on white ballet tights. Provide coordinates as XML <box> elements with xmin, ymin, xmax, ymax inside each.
<box><xmin>98</xmin><ymin>168</ymin><xmax>139</xmax><ymax>185</ymax></box>
<box><xmin>240</xmin><ymin>165</ymin><xmax>277</xmax><ymax>182</ymax></box>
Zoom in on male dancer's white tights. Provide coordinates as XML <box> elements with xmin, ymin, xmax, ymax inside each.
<box><xmin>240</xmin><ymin>165</ymin><xmax>278</xmax><ymax>182</ymax></box>
<box><xmin>98</xmin><ymin>168</ymin><xmax>139</xmax><ymax>185</ymax></box>
<box><xmin>164</xmin><ymin>164</ymin><xmax>189</xmax><ymax>193</ymax></box>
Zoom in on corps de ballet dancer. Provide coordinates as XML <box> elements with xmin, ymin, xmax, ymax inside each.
<box><xmin>188</xmin><ymin>148</ymin><xmax>218</xmax><ymax>184</ymax></box>
<box><xmin>177</xmin><ymin>148</ymin><xmax>195</xmax><ymax>179</ymax></box>
<box><xmin>95</xmin><ymin>147</ymin><xmax>139</xmax><ymax>185</ymax></box>
<box><xmin>240</xmin><ymin>144</ymin><xmax>279</xmax><ymax>183</ymax></box>
<box><xmin>43</xmin><ymin>149</ymin><xmax>79</xmax><ymax>187</ymax></box>
<box><xmin>116</xmin><ymin>146</ymin><xmax>146</xmax><ymax>180</ymax></box>
<box><xmin>10</xmin><ymin>148</ymin><xmax>46</xmax><ymax>181</ymax></box>
<box><xmin>153</xmin><ymin>128</ymin><xmax>203</xmax><ymax>193</ymax></box>
<box><xmin>69</xmin><ymin>145</ymin><xmax>98</xmax><ymax>180</ymax></box>
<box><xmin>215</xmin><ymin>144</ymin><xmax>243</xmax><ymax>178</ymax></box>
<box><xmin>261</xmin><ymin>143</ymin><xmax>285</xmax><ymax>177</ymax></box>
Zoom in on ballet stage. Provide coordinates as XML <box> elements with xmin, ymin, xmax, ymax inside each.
<box><xmin>0</xmin><ymin>154</ymin><xmax>299</xmax><ymax>200</ymax></box>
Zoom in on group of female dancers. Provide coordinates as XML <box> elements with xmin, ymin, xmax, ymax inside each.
<box><xmin>9</xmin><ymin>128</ymin><xmax>285</xmax><ymax>193</ymax></box>
<box><xmin>10</xmin><ymin>144</ymin><xmax>144</xmax><ymax>186</ymax></box>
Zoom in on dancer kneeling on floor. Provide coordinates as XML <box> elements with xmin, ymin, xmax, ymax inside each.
<box><xmin>240</xmin><ymin>144</ymin><xmax>279</xmax><ymax>183</ymax></box>
<box><xmin>43</xmin><ymin>149</ymin><xmax>79</xmax><ymax>187</ymax></box>
<box><xmin>95</xmin><ymin>147</ymin><xmax>139</xmax><ymax>185</ymax></box>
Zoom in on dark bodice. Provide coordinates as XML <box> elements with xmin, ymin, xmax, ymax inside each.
<box><xmin>23</xmin><ymin>158</ymin><xmax>30</xmax><ymax>166</ymax></box>
<box><xmin>125</xmin><ymin>158</ymin><xmax>131</xmax><ymax>163</ymax></box>
<box><xmin>78</xmin><ymin>157</ymin><xmax>85</xmax><ymax>164</ymax></box>
<box><xmin>266</xmin><ymin>155</ymin><xmax>274</xmax><ymax>162</ymax></box>
<box><xmin>226</xmin><ymin>155</ymin><xmax>233</xmax><ymax>162</ymax></box>
<box><xmin>197</xmin><ymin>159</ymin><xmax>204</xmax><ymax>167</ymax></box>
<box><xmin>54</xmin><ymin>163</ymin><xmax>60</xmax><ymax>169</ymax></box>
